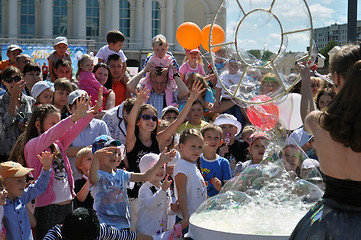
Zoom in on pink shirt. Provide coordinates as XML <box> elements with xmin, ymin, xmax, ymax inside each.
<box><xmin>78</xmin><ymin>71</ymin><xmax>109</xmax><ymax>106</ymax></box>
<box><xmin>25</xmin><ymin>114</ymin><xmax>94</xmax><ymax>207</ymax></box>
<box><xmin>179</xmin><ymin>62</ymin><xmax>205</xmax><ymax>83</ymax></box>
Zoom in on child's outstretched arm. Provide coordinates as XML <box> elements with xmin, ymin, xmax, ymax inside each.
<box><xmin>130</xmin><ymin>148</ymin><xmax>176</xmax><ymax>182</ymax></box>
<box><xmin>127</xmin><ymin>61</ymin><xmax>153</xmax><ymax>94</ymax></box>
<box><xmin>37</xmin><ymin>151</ymin><xmax>53</xmax><ymax>171</ymax></box>
<box><xmin>125</xmin><ymin>86</ymin><xmax>149</xmax><ymax>153</ymax></box>
<box><xmin>157</xmin><ymin>81</ymin><xmax>205</xmax><ymax>145</ymax></box>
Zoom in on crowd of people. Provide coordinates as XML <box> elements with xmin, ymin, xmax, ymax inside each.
<box><xmin>0</xmin><ymin>28</ymin><xmax>359</xmax><ymax>240</ymax></box>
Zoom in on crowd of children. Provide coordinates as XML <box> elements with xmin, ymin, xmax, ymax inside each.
<box><xmin>0</xmin><ymin>28</ymin><xmax>337</xmax><ymax>240</ymax></box>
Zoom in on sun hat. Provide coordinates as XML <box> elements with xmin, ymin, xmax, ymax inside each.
<box><xmin>54</xmin><ymin>36</ymin><xmax>68</xmax><ymax>46</ymax></box>
<box><xmin>139</xmin><ymin>153</ymin><xmax>160</xmax><ymax>173</ymax></box>
<box><xmin>31</xmin><ymin>81</ymin><xmax>54</xmax><ymax>99</ymax></box>
<box><xmin>68</xmin><ymin>89</ymin><xmax>88</xmax><ymax>106</ymax></box>
<box><xmin>213</xmin><ymin>113</ymin><xmax>242</xmax><ymax>136</ymax></box>
<box><xmin>161</xmin><ymin>106</ymin><xmax>179</xmax><ymax>119</ymax></box>
<box><xmin>0</xmin><ymin>161</ymin><xmax>34</xmax><ymax>179</ymax></box>
<box><xmin>92</xmin><ymin>135</ymin><xmax>122</xmax><ymax>154</ymax></box>
<box><xmin>7</xmin><ymin>45</ymin><xmax>23</xmax><ymax>53</ymax></box>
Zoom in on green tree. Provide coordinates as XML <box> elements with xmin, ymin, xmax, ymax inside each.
<box><xmin>319</xmin><ymin>40</ymin><xmax>337</xmax><ymax>68</ymax></box>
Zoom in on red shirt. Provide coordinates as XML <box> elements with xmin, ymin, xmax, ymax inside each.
<box><xmin>42</xmin><ymin>65</ymin><xmax>49</xmax><ymax>74</ymax></box>
<box><xmin>112</xmin><ymin>81</ymin><xmax>126</xmax><ymax>106</ymax></box>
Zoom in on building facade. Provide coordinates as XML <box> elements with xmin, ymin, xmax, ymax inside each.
<box><xmin>314</xmin><ymin>21</ymin><xmax>361</xmax><ymax>49</ymax></box>
<box><xmin>0</xmin><ymin>0</ymin><xmax>222</xmax><ymax>53</ymax></box>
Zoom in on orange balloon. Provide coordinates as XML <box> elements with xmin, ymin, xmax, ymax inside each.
<box><xmin>176</xmin><ymin>22</ymin><xmax>202</xmax><ymax>50</ymax></box>
<box><xmin>201</xmin><ymin>24</ymin><xmax>225</xmax><ymax>52</ymax></box>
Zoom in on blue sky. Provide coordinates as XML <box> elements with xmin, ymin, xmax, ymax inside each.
<box><xmin>221</xmin><ymin>0</ymin><xmax>359</xmax><ymax>52</ymax></box>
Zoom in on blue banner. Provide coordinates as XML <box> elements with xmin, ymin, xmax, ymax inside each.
<box><xmin>1</xmin><ymin>44</ymin><xmax>87</xmax><ymax>77</ymax></box>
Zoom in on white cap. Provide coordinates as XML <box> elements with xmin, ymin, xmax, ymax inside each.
<box><xmin>7</xmin><ymin>44</ymin><xmax>22</xmax><ymax>53</ymax></box>
<box><xmin>213</xmin><ymin>113</ymin><xmax>242</xmax><ymax>136</ymax></box>
<box><xmin>68</xmin><ymin>89</ymin><xmax>88</xmax><ymax>105</ymax></box>
<box><xmin>301</xmin><ymin>159</ymin><xmax>319</xmax><ymax>169</ymax></box>
<box><xmin>139</xmin><ymin>153</ymin><xmax>160</xmax><ymax>173</ymax></box>
<box><xmin>54</xmin><ymin>36</ymin><xmax>68</xmax><ymax>46</ymax></box>
<box><xmin>161</xmin><ymin>106</ymin><xmax>179</xmax><ymax>119</ymax></box>
<box><xmin>31</xmin><ymin>81</ymin><xmax>54</xmax><ymax>99</ymax></box>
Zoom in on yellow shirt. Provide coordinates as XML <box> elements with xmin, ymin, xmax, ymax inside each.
<box><xmin>177</xmin><ymin>120</ymin><xmax>209</xmax><ymax>134</ymax></box>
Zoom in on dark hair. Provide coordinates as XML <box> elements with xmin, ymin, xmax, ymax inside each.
<box><xmin>23</xmin><ymin>62</ymin><xmax>41</xmax><ymax>75</ymax></box>
<box><xmin>93</xmin><ymin>62</ymin><xmax>113</xmax><ymax>89</ymax></box>
<box><xmin>192</xmin><ymin>99</ymin><xmax>205</xmax><ymax>112</ymax></box>
<box><xmin>54</xmin><ymin>59</ymin><xmax>72</xmax><ymax>70</ymax></box>
<box><xmin>24</xmin><ymin>104</ymin><xmax>61</xmax><ymax>158</ymax></box>
<box><xmin>9</xmin><ymin>132</ymin><xmax>27</xmax><ymax>167</ymax></box>
<box><xmin>320</xmin><ymin>60</ymin><xmax>361</xmax><ymax>152</ymax></box>
<box><xmin>135</xmin><ymin>104</ymin><xmax>158</xmax><ymax>138</ymax></box>
<box><xmin>106</xmin><ymin>30</ymin><xmax>125</xmax><ymax>44</ymax></box>
<box><xmin>179</xmin><ymin>129</ymin><xmax>203</xmax><ymax>171</ymax></box>
<box><xmin>316</xmin><ymin>88</ymin><xmax>336</xmax><ymax>110</ymax></box>
<box><xmin>62</xmin><ymin>208</ymin><xmax>100</xmax><ymax>240</ymax></box>
<box><xmin>107</xmin><ymin>54</ymin><xmax>123</xmax><ymax>64</ymax></box>
<box><xmin>123</xmin><ymin>97</ymin><xmax>136</xmax><ymax>114</ymax></box>
<box><xmin>1</xmin><ymin>66</ymin><xmax>21</xmax><ymax>84</ymax></box>
<box><xmin>54</xmin><ymin>78</ymin><xmax>73</xmax><ymax>92</ymax></box>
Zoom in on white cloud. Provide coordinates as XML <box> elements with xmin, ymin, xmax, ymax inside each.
<box><xmin>309</xmin><ymin>4</ymin><xmax>335</xmax><ymax>20</ymax></box>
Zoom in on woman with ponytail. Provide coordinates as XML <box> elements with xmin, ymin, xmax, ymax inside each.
<box><xmin>291</xmin><ymin>45</ymin><xmax>361</xmax><ymax>239</ymax></box>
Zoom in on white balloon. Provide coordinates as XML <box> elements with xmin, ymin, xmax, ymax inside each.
<box><xmin>277</xmin><ymin>93</ymin><xmax>302</xmax><ymax>130</ymax></box>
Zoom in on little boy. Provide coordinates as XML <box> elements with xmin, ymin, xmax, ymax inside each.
<box><xmin>200</xmin><ymin>124</ymin><xmax>232</xmax><ymax>197</ymax></box>
<box><xmin>176</xmin><ymin>99</ymin><xmax>209</xmax><ymax>133</ymax></box>
<box><xmin>96</xmin><ymin>30</ymin><xmax>127</xmax><ymax>80</ymax></box>
<box><xmin>1</xmin><ymin>152</ymin><xmax>52</xmax><ymax>240</ymax></box>
<box><xmin>137</xmin><ymin>153</ymin><xmax>175</xmax><ymax>235</ymax></box>
<box><xmin>0</xmin><ymin>45</ymin><xmax>22</xmax><ymax>73</ymax></box>
<box><xmin>161</xmin><ymin>106</ymin><xmax>179</xmax><ymax>123</ymax></box>
<box><xmin>214</xmin><ymin>114</ymin><xmax>248</xmax><ymax>176</ymax></box>
<box><xmin>53</xmin><ymin>78</ymin><xmax>73</xmax><ymax>119</ymax></box>
<box><xmin>48</xmin><ymin>36</ymin><xmax>72</xmax><ymax>82</ymax></box>
<box><xmin>74</xmin><ymin>148</ymin><xmax>94</xmax><ymax>210</ymax></box>
<box><xmin>22</xmin><ymin>62</ymin><xmax>42</xmax><ymax>96</ymax></box>
<box><xmin>89</xmin><ymin>135</ymin><xmax>176</xmax><ymax>240</ymax></box>
<box><xmin>31</xmin><ymin>81</ymin><xmax>54</xmax><ymax>106</ymax></box>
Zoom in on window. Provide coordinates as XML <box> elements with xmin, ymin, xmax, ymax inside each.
<box><xmin>0</xmin><ymin>3</ymin><xmax>2</xmax><ymax>34</ymax></box>
<box><xmin>53</xmin><ymin>0</ymin><xmax>68</xmax><ymax>36</ymax></box>
<box><xmin>20</xmin><ymin>0</ymin><xmax>35</xmax><ymax>38</ymax></box>
<box><xmin>86</xmin><ymin>0</ymin><xmax>99</xmax><ymax>38</ymax></box>
<box><xmin>152</xmin><ymin>1</ymin><xmax>161</xmax><ymax>37</ymax></box>
<box><xmin>119</xmin><ymin>0</ymin><xmax>130</xmax><ymax>37</ymax></box>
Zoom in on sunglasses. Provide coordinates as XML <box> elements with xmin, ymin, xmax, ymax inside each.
<box><xmin>139</xmin><ymin>115</ymin><xmax>158</xmax><ymax>122</ymax></box>
<box><xmin>4</xmin><ymin>75</ymin><xmax>21</xmax><ymax>83</ymax></box>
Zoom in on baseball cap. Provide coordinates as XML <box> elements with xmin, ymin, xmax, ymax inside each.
<box><xmin>31</xmin><ymin>81</ymin><xmax>54</xmax><ymax>99</ymax></box>
<box><xmin>249</xmin><ymin>132</ymin><xmax>270</xmax><ymax>145</ymax></box>
<box><xmin>54</xmin><ymin>36</ymin><xmax>68</xmax><ymax>46</ymax></box>
<box><xmin>7</xmin><ymin>45</ymin><xmax>23</xmax><ymax>53</ymax></box>
<box><xmin>68</xmin><ymin>90</ymin><xmax>88</xmax><ymax>106</ymax></box>
<box><xmin>92</xmin><ymin>135</ymin><xmax>122</xmax><ymax>154</ymax></box>
<box><xmin>213</xmin><ymin>113</ymin><xmax>242</xmax><ymax>136</ymax></box>
<box><xmin>139</xmin><ymin>153</ymin><xmax>160</xmax><ymax>173</ymax></box>
<box><xmin>186</xmin><ymin>47</ymin><xmax>201</xmax><ymax>54</ymax></box>
<box><xmin>161</xmin><ymin>106</ymin><xmax>179</xmax><ymax>119</ymax></box>
<box><xmin>0</xmin><ymin>161</ymin><xmax>34</xmax><ymax>179</ymax></box>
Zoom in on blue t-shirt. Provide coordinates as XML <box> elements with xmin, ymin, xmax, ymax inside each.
<box><xmin>200</xmin><ymin>154</ymin><xmax>232</xmax><ymax>197</ymax></box>
<box><xmin>92</xmin><ymin>169</ymin><xmax>132</xmax><ymax>229</ymax></box>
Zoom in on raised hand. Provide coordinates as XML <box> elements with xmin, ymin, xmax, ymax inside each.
<box><xmin>89</xmin><ymin>86</ymin><xmax>103</xmax><ymax>114</ymax></box>
<box><xmin>144</xmin><ymin>61</ymin><xmax>155</xmax><ymax>73</ymax></box>
<box><xmin>159</xmin><ymin>148</ymin><xmax>177</xmax><ymax>165</ymax></box>
<box><xmin>135</xmin><ymin>86</ymin><xmax>150</xmax><ymax>103</ymax></box>
<box><xmin>8</xmin><ymin>80</ymin><xmax>25</xmax><ymax>97</ymax></box>
<box><xmin>210</xmin><ymin>176</ymin><xmax>222</xmax><ymax>191</ymax></box>
<box><xmin>37</xmin><ymin>151</ymin><xmax>54</xmax><ymax>171</ymax></box>
<box><xmin>296</xmin><ymin>61</ymin><xmax>311</xmax><ymax>82</ymax></box>
<box><xmin>189</xmin><ymin>80</ymin><xmax>206</xmax><ymax>102</ymax></box>
<box><xmin>161</xmin><ymin>174</ymin><xmax>172</xmax><ymax>191</ymax></box>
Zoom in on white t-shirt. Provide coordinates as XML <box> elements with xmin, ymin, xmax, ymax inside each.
<box><xmin>173</xmin><ymin>158</ymin><xmax>207</xmax><ymax>219</ymax></box>
<box><xmin>136</xmin><ymin>181</ymin><xmax>172</xmax><ymax>235</ymax></box>
<box><xmin>96</xmin><ymin>45</ymin><xmax>127</xmax><ymax>63</ymax></box>
<box><xmin>52</xmin><ymin>152</ymin><xmax>73</xmax><ymax>204</ymax></box>
<box><xmin>216</xmin><ymin>71</ymin><xmax>243</xmax><ymax>99</ymax></box>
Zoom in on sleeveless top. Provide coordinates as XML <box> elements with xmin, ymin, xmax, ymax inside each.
<box><xmin>126</xmin><ymin>135</ymin><xmax>160</xmax><ymax>198</ymax></box>
<box><xmin>322</xmin><ymin>171</ymin><xmax>361</xmax><ymax>207</ymax></box>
